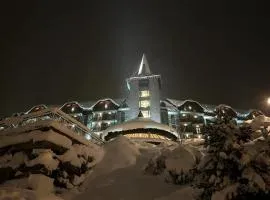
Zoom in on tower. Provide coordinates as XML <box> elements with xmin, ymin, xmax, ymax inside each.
<box><xmin>126</xmin><ymin>54</ymin><xmax>161</xmax><ymax>122</ymax></box>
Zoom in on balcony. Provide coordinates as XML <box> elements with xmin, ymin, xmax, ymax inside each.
<box><xmin>92</xmin><ymin>113</ymin><xmax>116</xmax><ymax>121</ymax></box>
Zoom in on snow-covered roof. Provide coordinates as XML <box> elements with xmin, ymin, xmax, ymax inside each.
<box><xmin>160</xmin><ymin>100</ymin><xmax>178</xmax><ymax>112</ymax></box>
<box><xmin>166</xmin><ymin>99</ymin><xmax>185</xmax><ymax>107</ymax></box>
<box><xmin>166</xmin><ymin>98</ymin><xmax>207</xmax><ymax>113</ymax></box>
<box><xmin>79</xmin><ymin>98</ymin><xmax>126</xmax><ymax>110</ymax></box>
<box><xmin>59</xmin><ymin>101</ymin><xmax>91</xmax><ymax>111</ymax></box>
<box><xmin>102</xmin><ymin>117</ymin><xmax>179</xmax><ymax>140</ymax></box>
<box><xmin>201</xmin><ymin>104</ymin><xmax>216</xmax><ymax>112</ymax></box>
<box><xmin>25</xmin><ymin>104</ymin><xmax>48</xmax><ymax>114</ymax></box>
<box><xmin>165</xmin><ymin>98</ymin><xmax>257</xmax><ymax>117</ymax></box>
<box><xmin>88</xmin><ymin>98</ymin><xmax>119</xmax><ymax>110</ymax></box>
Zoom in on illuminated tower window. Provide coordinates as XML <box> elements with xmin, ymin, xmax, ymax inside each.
<box><xmin>141</xmin><ymin>110</ymin><xmax>150</xmax><ymax>118</ymax></box>
<box><xmin>140</xmin><ymin>90</ymin><xmax>150</xmax><ymax>97</ymax></box>
<box><xmin>139</xmin><ymin>100</ymin><xmax>150</xmax><ymax>108</ymax></box>
<box><xmin>196</xmin><ymin>125</ymin><xmax>201</xmax><ymax>133</ymax></box>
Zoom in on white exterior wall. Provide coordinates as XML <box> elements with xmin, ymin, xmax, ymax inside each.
<box><xmin>126</xmin><ymin>76</ymin><xmax>161</xmax><ymax>123</ymax></box>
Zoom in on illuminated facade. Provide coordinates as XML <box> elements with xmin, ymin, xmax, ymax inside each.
<box><xmin>0</xmin><ymin>54</ymin><xmax>265</xmax><ymax>140</ymax></box>
<box><xmin>126</xmin><ymin>54</ymin><xmax>161</xmax><ymax>122</ymax></box>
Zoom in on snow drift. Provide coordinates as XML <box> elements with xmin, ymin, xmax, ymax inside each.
<box><xmin>86</xmin><ymin>135</ymin><xmax>140</xmax><ymax>178</ymax></box>
<box><xmin>0</xmin><ymin>126</ymin><xmax>104</xmax><ymax>198</ymax></box>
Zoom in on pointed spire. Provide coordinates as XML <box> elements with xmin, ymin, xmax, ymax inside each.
<box><xmin>138</xmin><ymin>54</ymin><xmax>151</xmax><ymax>75</ymax></box>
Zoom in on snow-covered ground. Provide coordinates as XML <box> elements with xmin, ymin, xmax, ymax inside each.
<box><xmin>1</xmin><ymin>115</ymin><xmax>270</xmax><ymax>200</ymax></box>
<box><xmin>0</xmin><ymin>134</ymin><xmax>203</xmax><ymax>199</ymax></box>
<box><xmin>57</xmin><ymin>136</ymin><xmax>202</xmax><ymax>200</ymax></box>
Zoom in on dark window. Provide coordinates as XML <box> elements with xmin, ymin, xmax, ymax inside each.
<box><xmin>170</xmin><ymin>115</ymin><xmax>176</xmax><ymax>125</ymax></box>
<box><xmin>161</xmin><ymin>109</ymin><xmax>168</xmax><ymax>125</ymax></box>
<box><xmin>120</xmin><ymin>112</ymin><xmax>125</xmax><ymax>122</ymax></box>
<box><xmin>139</xmin><ymin>79</ymin><xmax>149</xmax><ymax>88</ymax></box>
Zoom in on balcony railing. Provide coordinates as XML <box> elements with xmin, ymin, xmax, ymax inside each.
<box><xmin>92</xmin><ymin>113</ymin><xmax>117</xmax><ymax>121</ymax></box>
<box><xmin>0</xmin><ymin>108</ymin><xmax>103</xmax><ymax>144</ymax></box>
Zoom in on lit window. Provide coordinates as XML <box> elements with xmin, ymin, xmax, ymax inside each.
<box><xmin>188</xmin><ymin>106</ymin><xmax>192</xmax><ymax>110</ymax></box>
<box><xmin>194</xmin><ymin>115</ymin><xmax>198</xmax><ymax>118</ymax></box>
<box><xmin>139</xmin><ymin>100</ymin><xmax>150</xmax><ymax>108</ymax></box>
<box><xmin>141</xmin><ymin>110</ymin><xmax>150</xmax><ymax>118</ymax></box>
<box><xmin>196</xmin><ymin>126</ymin><xmax>201</xmax><ymax>133</ymax></box>
<box><xmin>71</xmin><ymin>107</ymin><xmax>75</xmax><ymax>112</ymax></box>
<box><xmin>85</xmin><ymin>134</ymin><xmax>91</xmax><ymax>140</ymax></box>
<box><xmin>105</xmin><ymin>104</ymin><xmax>108</xmax><ymax>109</ymax></box>
<box><xmin>140</xmin><ymin>90</ymin><xmax>150</xmax><ymax>97</ymax></box>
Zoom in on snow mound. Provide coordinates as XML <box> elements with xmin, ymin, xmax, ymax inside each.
<box><xmin>73</xmin><ymin>143</ymin><xmax>104</xmax><ymax>166</ymax></box>
<box><xmin>144</xmin><ymin>144</ymin><xmax>199</xmax><ymax>185</ymax></box>
<box><xmin>0</xmin><ymin>187</ymin><xmax>36</xmax><ymax>200</ymax></box>
<box><xmin>58</xmin><ymin>148</ymin><xmax>82</xmax><ymax>168</ymax></box>
<box><xmin>28</xmin><ymin>174</ymin><xmax>54</xmax><ymax>197</ymax></box>
<box><xmin>247</xmin><ymin>115</ymin><xmax>270</xmax><ymax>130</ymax></box>
<box><xmin>57</xmin><ymin>143</ymin><xmax>104</xmax><ymax>169</ymax></box>
<box><xmin>211</xmin><ymin>183</ymin><xmax>239</xmax><ymax>200</ymax></box>
<box><xmin>93</xmin><ymin>135</ymin><xmax>140</xmax><ymax>175</ymax></box>
<box><xmin>155</xmin><ymin>186</ymin><xmax>199</xmax><ymax>200</ymax></box>
<box><xmin>164</xmin><ymin>145</ymin><xmax>197</xmax><ymax>173</ymax></box>
<box><xmin>27</xmin><ymin>150</ymin><xmax>59</xmax><ymax>171</ymax></box>
<box><xmin>0</xmin><ymin>175</ymin><xmax>61</xmax><ymax>200</ymax></box>
<box><xmin>0</xmin><ymin>187</ymin><xmax>63</xmax><ymax>200</ymax></box>
<box><xmin>0</xmin><ymin>152</ymin><xmax>27</xmax><ymax>169</ymax></box>
<box><xmin>182</xmin><ymin>145</ymin><xmax>202</xmax><ymax>165</ymax></box>
<box><xmin>0</xmin><ymin>130</ymin><xmax>72</xmax><ymax>149</ymax></box>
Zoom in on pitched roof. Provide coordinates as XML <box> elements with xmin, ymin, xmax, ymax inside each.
<box><xmin>137</xmin><ymin>54</ymin><xmax>151</xmax><ymax>76</ymax></box>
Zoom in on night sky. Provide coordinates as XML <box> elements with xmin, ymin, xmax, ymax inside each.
<box><xmin>0</xmin><ymin>1</ymin><xmax>269</xmax><ymax>116</ymax></box>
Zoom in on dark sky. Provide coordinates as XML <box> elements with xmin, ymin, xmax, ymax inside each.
<box><xmin>0</xmin><ymin>0</ymin><xmax>269</xmax><ymax>116</ymax></box>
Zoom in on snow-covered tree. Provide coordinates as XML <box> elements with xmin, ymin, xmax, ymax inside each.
<box><xmin>195</xmin><ymin>117</ymin><xmax>259</xmax><ymax>200</ymax></box>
